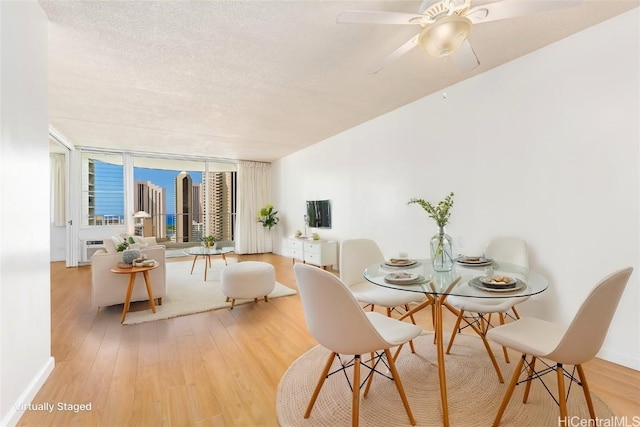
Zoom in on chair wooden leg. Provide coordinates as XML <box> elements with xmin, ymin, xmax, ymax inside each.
<box><xmin>576</xmin><ymin>364</ymin><xmax>596</xmax><ymax>420</ymax></box>
<box><xmin>364</xmin><ymin>352</ymin><xmax>376</xmax><ymax>397</ymax></box>
<box><xmin>493</xmin><ymin>354</ymin><xmax>525</xmax><ymax>427</ymax></box>
<box><xmin>446</xmin><ymin>310</ymin><xmax>464</xmax><ymax>355</ymax></box>
<box><xmin>511</xmin><ymin>305</ymin><xmax>521</xmax><ymax>319</ymax></box>
<box><xmin>304</xmin><ymin>352</ymin><xmax>336</xmax><ymax>418</ymax></box>
<box><xmin>498</xmin><ymin>312</ymin><xmax>510</xmax><ymax>363</ymax></box>
<box><xmin>557</xmin><ymin>363</ymin><xmax>568</xmax><ymax>422</ymax></box>
<box><xmin>458</xmin><ymin>316</ymin><xmax>504</xmax><ymax>383</ymax></box>
<box><xmin>264</xmin><ymin>295</ymin><xmax>269</xmax><ymax>302</ymax></box>
<box><xmin>352</xmin><ymin>355</ymin><xmax>361</xmax><ymax>427</ymax></box>
<box><xmin>254</xmin><ymin>298</ymin><xmax>258</xmax><ymax>304</ymax></box>
<box><xmin>475</xmin><ymin>325</ymin><xmax>504</xmax><ymax>383</ymax></box>
<box><xmin>385</xmin><ymin>348</ymin><xmax>416</xmax><ymax>426</ymax></box>
<box><xmin>523</xmin><ymin>356</ymin><xmax>536</xmax><ymax>403</ymax></box>
<box><xmin>404</xmin><ymin>305</ymin><xmax>416</xmax><ymax>354</ymax></box>
<box><xmin>392</xmin><ymin>344</ymin><xmax>404</xmax><ymax>362</ymax></box>
<box><xmin>230</xmin><ymin>299</ymin><xmax>236</xmax><ymax>309</ymax></box>
<box><xmin>482</xmin><ymin>314</ymin><xmax>491</xmax><ymax>334</ymax></box>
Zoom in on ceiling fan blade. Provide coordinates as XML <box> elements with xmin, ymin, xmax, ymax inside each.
<box><xmin>337</xmin><ymin>10</ymin><xmax>425</xmax><ymax>25</ymax></box>
<box><xmin>466</xmin><ymin>0</ymin><xmax>582</xmax><ymax>24</ymax></box>
<box><xmin>451</xmin><ymin>39</ymin><xmax>479</xmax><ymax>72</ymax></box>
<box><xmin>367</xmin><ymin>34</ymin><xmax>420</xmax><ymax>74</ymax></box>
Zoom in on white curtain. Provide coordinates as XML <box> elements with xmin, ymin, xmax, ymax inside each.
<box><xmin>50</xmin><ymin>153</ymin><xmax>66</xmax><ymax>227</ymax></box>
<box><xmin>235</xmin><ymin>161</ymin><xmax>272</xmax><ymax>254</ymax></box>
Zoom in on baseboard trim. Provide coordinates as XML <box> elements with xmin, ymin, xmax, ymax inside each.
<box><xmin>598</xmin><ymin>348</ymin><xmax>640</xmax><ymax>371</ymax></box>
<box><xmin>0</xmin><ymin>356</ymin><xmax>55</xmax><ymax>427</ymax></box>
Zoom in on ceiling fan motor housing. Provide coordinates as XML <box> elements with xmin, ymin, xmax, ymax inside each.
<box><xmin>418</xmin><ymin>15</ymin><xmax>472</xmax><ymax>57</ymax></box>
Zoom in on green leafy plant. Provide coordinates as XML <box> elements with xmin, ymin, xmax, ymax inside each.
<box><xmin>116</xmin><ymin>236</ymin><xmax>136</xmax><ymax>252</ymax></box>
<box><xmin>203</xmin><ymin>235</ymin><xmax>215</xmax><ymax>247</ymax></box>
<box><xmin>312</xmin><ymin>232</ymin><xmax>320</xmax><ymax>240</ymax></box>
<box><xmin>408</xmin><ymin>192</ymin><xmax>455</xmax><ymax>228</ymax></box>
<box><xmin>258</xmin><ymin>204</ymin><xmax>280</xmax><ymax>229</ymax></box>
<box><xmin>295</xmin><ymin>229</ymin><xmax>302</xmax><ymax>237</ymax></box>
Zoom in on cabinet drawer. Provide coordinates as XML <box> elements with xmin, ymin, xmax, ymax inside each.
<box><xmin>288</xmin><ymin>239</ymin><xmax>304</xmax><ymax>250</ymax></box>
<box><xmin>304</xmin><ymin>252</ymin><xmax>322</xmax><ymax>265</ymax></box>
<box><xmin>304</xmin><ymin>242</ymin><xmax>322</xmax><ymax>254</ymax></box>
<box><xmin>289</xmin><ymin>248</ymin><xmax>303</xmax><ymax>259</ymax></box>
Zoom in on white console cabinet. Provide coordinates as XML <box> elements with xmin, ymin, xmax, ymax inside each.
<box><xmin>284</xmin><ymin>237</ymin><xmax>337</xmax><ymax>270</ymax></box>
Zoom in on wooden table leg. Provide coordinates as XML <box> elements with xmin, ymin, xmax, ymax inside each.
<box><xmin>142</xmin><ymin>270</ymin><xmax>156</xmax><ymax>314</ymax></box>
<box><xmin>204</xmin><ymin>255</ymin><xmax>209</xmax><ymax>281</ymax></box>
<box><xmin>189</xmin><ymin>256</ymin><xmax>197</xmax><ymax>275</ymax></box>
<box><xmin>121</xmin><ymin>273</ymin><xmax>136</xmax><ymax>323</ymax></box>
<box><xmin>222</xmin><ymin>253</ymin><xmax>227</xmax><ymax>265</ymax></box>
<box><xmin>435</xmin><ymin>297</ymin><xmax>450</xmax><ymax>427</ymax></box>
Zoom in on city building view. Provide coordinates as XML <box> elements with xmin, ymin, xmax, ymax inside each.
<box><xmin>83</xmin><ymin>155</ymin><xmax>236</xmax><ymax>246</ymax></box>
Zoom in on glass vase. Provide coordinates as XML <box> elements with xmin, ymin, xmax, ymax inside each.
<box><xmin>430</xmin><ymin>226</ymin><xmax>453</xmax><ymax>272</ymax></box>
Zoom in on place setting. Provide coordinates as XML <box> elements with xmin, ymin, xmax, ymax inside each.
<box><xmin>469</xmin><ymin>274</ymin><xmax>526</xmax><ymax>293</ymax></box>
<box><xmin>381</xmin><ymin>251</ymin><xmax>421</xmax><ymax>269</ymax></box>
<box><xmin>383</xmin><ymin>271</ymin><xmax>428</xmax><ymax>285</ymax></box>
<box><xmin>454</xmin><ymin>254</ymin><xmax>494</xmax><ymax>267</ymax></box>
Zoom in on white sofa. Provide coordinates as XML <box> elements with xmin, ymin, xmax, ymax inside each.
<box><xmin>91</xmin><ymin>245</ymin><xmax>167</xmax><ymax>309</ymax></box>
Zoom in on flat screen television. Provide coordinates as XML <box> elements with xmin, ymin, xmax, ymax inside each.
<box><xmin>306</xmin><ymin>200</ymin><xmax>332</xmax><ymax>229</ymax></box>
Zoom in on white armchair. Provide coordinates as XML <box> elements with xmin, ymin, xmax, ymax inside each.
<box><xmin>91</xmin><ymin>245</ymin><xmax>167</xmax><ymax>309</ymax></box>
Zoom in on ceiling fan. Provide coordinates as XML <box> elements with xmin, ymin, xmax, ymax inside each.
<box><xmin>337</xmin><ymin>0</ymin><xmax>581</xmax><ymax>73</ymax></box>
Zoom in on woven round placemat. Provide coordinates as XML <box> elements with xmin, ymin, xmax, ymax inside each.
<box><xmin>277</xmin><ymin>333</ymin><xmax>615</xmax><ymax>426</ymax></box>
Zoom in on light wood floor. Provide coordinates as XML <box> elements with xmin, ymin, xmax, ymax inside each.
<box><xmin>18</xmin><ymin>254</ymin><xmax>640</xmax><ymax>426</ymax></box>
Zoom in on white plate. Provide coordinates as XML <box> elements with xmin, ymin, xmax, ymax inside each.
<box><xmin>384</xmin><ymin>272</ymin><xmax>419</xmax><ymax>284</ymax></box>
<box><xmin>480</xmin><ymin>275</ymin><xmax>516</xmax><ymax>287</ymax></box>
<box><xmin>470</xmin><ymin>277</ymin><xmax>525</xmax><ymax>293</ymax></box>
<box><xmin>455</xmin><ymin>256</ymin><xmax>493</xmax><ymax>266</ymax></box>
<box><xmin>384</xmin><ymin>259</ymin><xmax>417</xmax><ymax>267</ymax></box>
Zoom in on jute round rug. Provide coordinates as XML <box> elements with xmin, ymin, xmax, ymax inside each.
<box><xmin>276</xmin><ymin>333</ymin><xmax>615</xmax><ymax>426</ymax></box>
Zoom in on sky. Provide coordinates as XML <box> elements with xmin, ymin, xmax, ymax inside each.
<box><xmin>134</xmin><ymin>167</ymin><xmax>202</xmax><ymax>213</ymax></box>
<box><xmin>93</xmin><ymin>161</ymin><xmax>202</xmax><ymax>216</ymax></box>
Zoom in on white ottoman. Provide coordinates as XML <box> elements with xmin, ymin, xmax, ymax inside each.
<box><xmin>221</xmin><ymin>261</ymin><xmax>276</xmax><ymax>309</ymax></box>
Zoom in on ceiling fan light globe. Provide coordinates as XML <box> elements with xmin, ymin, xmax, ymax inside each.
<box><xmin>418</xmin><ymin>15</ymin><xmax>471</xmax><ymax>57</ymax></box>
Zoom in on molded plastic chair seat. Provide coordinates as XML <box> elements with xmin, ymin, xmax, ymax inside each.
<box><xmin>341</xmin><ymin>239</ymin><xmax>425</xmax><ymax>309</ymax></box>
<box><xmin>447</xmin><ymin>236</ymin><xmax>530</xmax><ymax>370</ymax></box>
<box><xmin>341</xmin><ymin>239</ymin><xmax>426</xmax><ymax>357</ymax></box>
<box><xmin>349</xmin><ymin>281</ymin><xmax>425</xmax><ymax>308</ymax></box>
<box><xmin>487</xmin><ymin>267</ymin><xmax>633</xmax><ymax>426</ymax></box>
<box><xmin>294</xmin><ymin>263</ymin><xmax>423</xmax><ymax>427</ymax></box>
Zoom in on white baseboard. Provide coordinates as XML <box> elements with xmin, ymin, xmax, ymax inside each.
<box><xmin>0</xmin><ymin>357</ymin><xmax>55</xmax><ymax>427</ymax></box>
<box><xmin>597</xmin><ymin>348</ymin><xmax>640</xmax><ymax>371</ymax></box>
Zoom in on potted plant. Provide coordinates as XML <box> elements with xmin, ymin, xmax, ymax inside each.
<box><xmin>203</xmin><ymin>235</ymin><xmax>215</xmax><ymax>247</ymax></box>
<box><xmin>408</xmin><ymin>192</ymin><xmax>455</xmax><ymax>272</ymax></box>
<box><xmin>258</xmin><ymin>204</ymin><xmax>280</xmax><ymax>229</ymax></box>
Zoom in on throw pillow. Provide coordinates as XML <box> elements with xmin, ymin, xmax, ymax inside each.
<box><xmin>103</xmin><ymin>237</ymin><xmax>117</xmax><ymax>254</ymax></box>
<box><xmin>133</xmin><ymin>236</ymin><xmax>157</xmax><ymax>246</ymax></box>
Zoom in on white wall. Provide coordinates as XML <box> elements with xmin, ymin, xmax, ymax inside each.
<box><xmin>273</xmin><ymin>10</ymin><xmax>639</xmax><ymax>369</ymax></box>
<box><xmin>0</xmin><ymin>2</ymin><xmax>54</xmax><ymax>426</ymax></box>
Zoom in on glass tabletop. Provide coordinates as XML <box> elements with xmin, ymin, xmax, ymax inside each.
<box><xmin>183</xmin><ymin>246</ymin><xmax>234</xmax><ymax>256</ymax></box>
<box><xmin>363</xmin><ymin>259</ymin><xmax>548</xmax><ymax>299</ymax></box>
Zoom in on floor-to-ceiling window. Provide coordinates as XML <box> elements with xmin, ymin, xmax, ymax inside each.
<box><xmin>131</xmin><ymin>156</ymin><xmax>237</xmax><ymax>250</ymax></box>
<box><xmin>80</xmin><ymin>152</ymin><xmax>124</xmax><ymax>226</ymax></box>
<box><xmin>73</xmin><ymin>151</ymin><xmax>237</xmax><ymax>262</ymax></box>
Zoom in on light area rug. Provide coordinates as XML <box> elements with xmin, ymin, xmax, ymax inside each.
<box><xmin>122</xmin><ymin>259</ymin><xmax>296</xmax><ymax>325</ymax></box>
<box><xmin>277</xmin><ymin>333</ymin><xmax>616</xmax><ymax>426</ymax></box>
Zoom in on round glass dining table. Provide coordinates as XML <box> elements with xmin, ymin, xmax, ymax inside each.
<box><xmin>363</xmin><ymin>259</ymin><xmax>549</xmax><ymax>427</ymax></box>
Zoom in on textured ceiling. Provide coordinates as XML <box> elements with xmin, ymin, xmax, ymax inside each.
<box><xmin>40</xmin><ymin>0</ymin><xmax>638</xmax><ymax>162</ymax></box>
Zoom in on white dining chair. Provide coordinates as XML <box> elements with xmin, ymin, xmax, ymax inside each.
<box><xmin>487</xmin><ymin>267</ymin><xmax>633</xmax><ymax>426</ymax></box>
<box><xmin>294</xmin><ymin>263</ymin><xmax>423</xmax><ymax>427</ymax></box>
<box><xmin>340</xmin><ymin>239</ymin><xmax>427</xmax><ymax>314</ymax></box>
<box><xmin>340</xmin><ymin>239</ymin><xmax>429</xmax><ymax>355</ymax></box>
<box><xmin>446</xmin><ymin>237</ymin><xmax>529</xmax><ymax>370</ymax></box>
